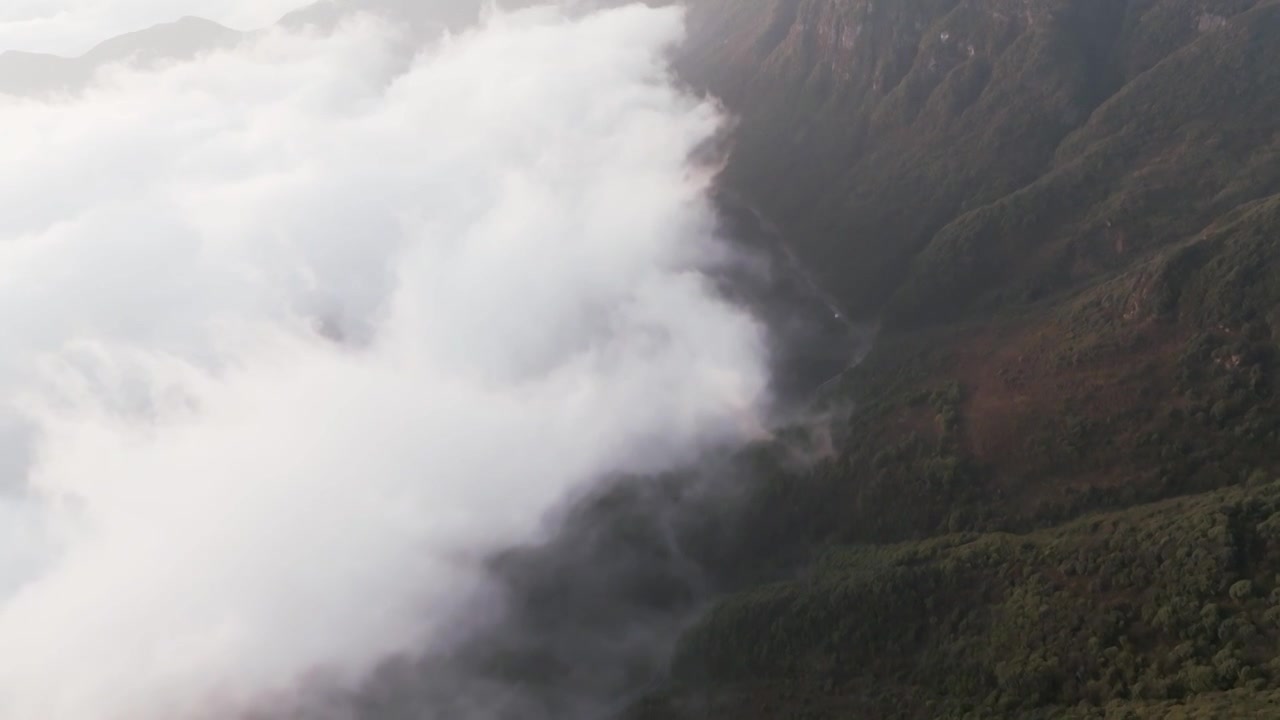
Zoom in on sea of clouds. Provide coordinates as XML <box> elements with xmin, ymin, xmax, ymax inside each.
<box><xmin>0</xmin><ymin>3</ymin><xmax>768</xmax><ymax>718</ymax></box>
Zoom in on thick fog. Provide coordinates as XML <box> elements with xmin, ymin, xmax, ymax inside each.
<box><xmin>0</xmin><ymin>4</ymin><xmax>770</xmax><ymax>718</ymax></box>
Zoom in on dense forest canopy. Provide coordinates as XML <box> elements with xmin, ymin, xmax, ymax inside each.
<box><xmin>624</xmin><ymin>1</ymin><xmax>1280</xmax><ymax>717</ymax></box>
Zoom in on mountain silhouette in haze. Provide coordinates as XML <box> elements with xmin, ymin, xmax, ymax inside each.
<box><xmin>0</xmin><ymin>0</ymin><xmax>489</xmax><ymax>97</ymax></box>
<box><xmin>0</xmin><ymin>16</ymin><xmax>239</xmax><ymax>95</ymax></box>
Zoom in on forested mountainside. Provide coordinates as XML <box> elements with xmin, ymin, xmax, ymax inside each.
<box><xmin>621</xmin><ymin>1</ymin><xmax>1280</xmax><ymax>717</ymax></box>
<box><xmin>679</xmin><ymin>0</ymin><xmax>1280</xmax><ymax>325</ymax></box>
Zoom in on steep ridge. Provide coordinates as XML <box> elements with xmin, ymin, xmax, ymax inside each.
<box><xmin>639</xmin><ymin>0</ymin><xmax>1280</xmax><ymax>548</ymax></box>
<box><xmin>676</xmin><ymin>0</ymin><xmax>1275</xmax><ymax>321</ymax></box>
<box><xmin>624</xmin><ymin>1</ymin><xmax>1280</xmax><ymax>718</ymax></box>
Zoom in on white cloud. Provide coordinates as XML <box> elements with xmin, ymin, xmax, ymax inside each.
<box><xmin>0</xmin><ymin>0</ymin><xmax>306</xmax><ymax>55</ymax></box>
<box><xmin>0</xmin><ymin>5</ymin><xmax>767</xmax><ymax>719</ymax></box>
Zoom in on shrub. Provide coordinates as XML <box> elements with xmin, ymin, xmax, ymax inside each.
<box><xmin>1230</xmin><ymin>579</ymin><xmax>1255</xmax><ymax>601</ymax></box>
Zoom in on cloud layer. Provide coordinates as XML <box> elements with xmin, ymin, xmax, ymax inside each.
<box><xmin>0</xmin><ymin>5</ymin><xmax>767</xmax><ymax>718</ymax></box>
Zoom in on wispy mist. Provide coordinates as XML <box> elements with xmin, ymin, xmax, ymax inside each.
<box><xmin>0</xmin><ymin>4</ymin><xmax>769</xmax><ymax>718</ymax></box>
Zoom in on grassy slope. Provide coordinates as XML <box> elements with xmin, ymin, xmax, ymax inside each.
<box><xmin>636</xmin><ymin>1</ymin><xmax>1280</xmax><ymax>717</ymax></box>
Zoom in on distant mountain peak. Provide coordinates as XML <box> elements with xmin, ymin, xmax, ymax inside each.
<box><xmin>0</xmin><ymin>15</ymin><xmax>241</xmax><ymax>96</ymax></box>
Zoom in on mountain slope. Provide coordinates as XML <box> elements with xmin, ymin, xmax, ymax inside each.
<box><xmin>657</xmin><ymin>0</ymin><xmax>1280</xmax><ymax>548</ymax></box>
<box><xmin>677</xmin><ymin>0</ymin><xmax>1277</xmax><ymax>322</ymax></box>
<box><xmin>653</xmin><ymin>477</ymin><xmax>1280</xmax><ymax>718</ymax></box>
<box><xmin>626</xmin><ymin>1</ymin><xmax>1280</xmax><ymax>717</ymax></box>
